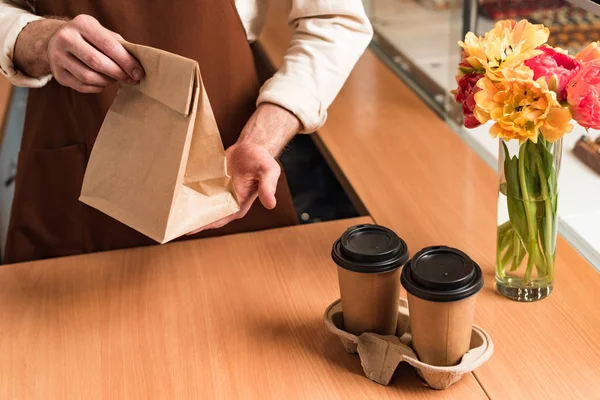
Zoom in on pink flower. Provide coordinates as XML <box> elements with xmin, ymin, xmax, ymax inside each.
<box><xmin>453</xmin><ymin>73</ymin><xmax>484</xmax><ymax>128</ymax></box>
<box><xmin>567</xmin><ymin>60</ymin><xmax>600</xmax><ymax>130</ymax></box>
<box><xmin>524</xmin><ymin>46</ymin><xmax>580</xmax><ymax>101</ymax></box>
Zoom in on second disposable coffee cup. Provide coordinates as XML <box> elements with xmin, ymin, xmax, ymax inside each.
<box><xmin>401</xmin><ymin>246</ymin><xmax>484</xmax><ymax>366</ymax></box>
<box><xmin>332</xmin><ymin>224</ymin><xmax>409</xmax><ymax>336</ymax></box>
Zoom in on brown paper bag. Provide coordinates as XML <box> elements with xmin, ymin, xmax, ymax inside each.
<box><xmin>80</xmin><ymin>42</ymin><xmax>239</xmax><ymax>243</ymax></box>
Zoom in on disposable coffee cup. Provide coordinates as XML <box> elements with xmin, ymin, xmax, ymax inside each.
<box><xmin>401</xmin><ymin>246</ymin><xmax>484</xmax><ymax>366</ymax></box>
<box><xmin>332</xmin><ymin>224</ymin><xmax>409</xmax><ymax>336</ymax></box>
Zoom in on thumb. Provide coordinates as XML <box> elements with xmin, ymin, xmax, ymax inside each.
<box><xmin>258</xmin><ymin>161</ymin><xmax>280</xmax><ymax>210</ymax></box>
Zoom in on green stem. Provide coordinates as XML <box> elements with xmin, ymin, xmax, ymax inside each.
<box><xmin>534</xmin><ymin>148</ymin><xmax>556</xmax><ymax>282</ymax></box>
<box><xmin>518</xmin><ymin>142</ymin><xmax>542</xmax><ymax>285</ymax></box>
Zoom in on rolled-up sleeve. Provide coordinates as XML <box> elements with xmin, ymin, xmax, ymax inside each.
<box><xmin>0</xmin><ymin>1</ymin><xmax>50</xmax><ymax>87</ymax></box>
<box><xmin>257</xmin><ymin>1</ymin><xmax>373</xmax><ymax>133</ymax></box>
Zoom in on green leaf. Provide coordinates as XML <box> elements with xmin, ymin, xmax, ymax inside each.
<box><xmin>536</xmin><ymin>138</ymin><xmax>559</xmax><ymax>258</ymax></box>
<box><xmin>503</xmin><ymin>142</ymin><xmax>529</xmax><ymax>245</ymax></box>
<box><xmin>501</xmin><ymin>240</ymin><xmax>515</xmax><ymax>266</ymax></box>
<box><xmin>499</xmin><ymin>227</ymin><xmax>513</xmax><ymax>250</ymax></box>
<box><xmin>537</xmin><ymin>139</ymin><xmax>557</xmax><ymax>197</ymax></box>
<box><xmin>511</xmin><ymin>232</ymin><xmax>527</xmax><ymax>272</ymax></box>
<box><xmin>539</xmin><ymin>192</ymin><xmax>558</xmax><ymax>260</ymax></box>
<box><xmin>524</xmin><ymin>140</ymin><xmax>542</xmax><ymax>200</ymax></box>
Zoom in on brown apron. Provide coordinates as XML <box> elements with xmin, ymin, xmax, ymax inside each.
<box><xmin>4</xmin><ymin>0</ymin><xmax>298</xmax><ymax>264</ymax></box>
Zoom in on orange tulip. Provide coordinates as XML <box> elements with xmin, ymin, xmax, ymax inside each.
<box><xmin>459</xmin><ymin>19</ymin><xmax>549</xmax><ymax>82</ymax></box>
<box><xmin>474</xmin><ymin>77</ymin><xmax>572</xmax><ymax>142</ymax></box>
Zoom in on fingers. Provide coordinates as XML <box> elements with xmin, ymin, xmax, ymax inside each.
<box><xmin>258</xmin><ymin>162</ymin><xmax>280</xmax><ymax>210</ymax></box>
<box><xmin>75</xmin><ymin>15</ymin><xmax>144</xmax><ymax>81</ymax></box>
<box><xmin>68</xmin><ymin>37</ymin><xmax>135</xmax><ymax>84</ymax></box>
<box><xmin>54</xmin><ymin>68</ymin><xmax>104</xmax><ymax>93</ymax></box>
<box><xmin>61</xmin><ymin>53</ymin><xmax>116</xmax><ymax>87</ymax></box>
<box><xmin>47</xmin><ymin>14</ymin><xmax>144</xmax><ymax>92</ymax></box>
<box><xmin>110</xmin><ymin>31</ymin><xmax>125</xmax><ymax>42</ymax></box>
<box><xmin>185</xmin><ymin>146</ymin><xmax>280</xmax><ymax>236</ymax></box>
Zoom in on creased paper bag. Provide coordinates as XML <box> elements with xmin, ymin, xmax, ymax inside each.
<box><xmin>80</xmin><ymin>42</ymin><xmax>239</xmax><ymax>243</ymax></box>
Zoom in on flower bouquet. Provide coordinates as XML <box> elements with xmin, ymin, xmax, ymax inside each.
<box><xmin>453</xmin><ymin>20</ymin><xmax>600</xmax><ymax>301</ymax></box>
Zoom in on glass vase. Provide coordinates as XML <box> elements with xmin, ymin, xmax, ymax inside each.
<box><xmin>496</xmin><ymin>136</ymin><xmax>562</xmax><ymax>302</ymax></box>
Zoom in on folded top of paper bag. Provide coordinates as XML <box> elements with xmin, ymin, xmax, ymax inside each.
<box><xmin>124</xmin><ymin>43</ymin><xmax>196</xmax><ymax>116</ymax></box>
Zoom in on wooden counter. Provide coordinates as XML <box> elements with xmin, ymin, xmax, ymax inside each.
<box><xmin>260</xmin><ymin>2</ymin><xmax>600</xmax><ymax>399</ymax></box>
<box><xmin>0</xmin><ymin>218</ymin><xmax>488</xmax><ymax>399</ymax></box>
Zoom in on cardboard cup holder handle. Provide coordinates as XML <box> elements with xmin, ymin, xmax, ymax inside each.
<box><xmin>323</xmin><ymin>298</ymin><xmax>494</xmax><ymax>390</ymax></box>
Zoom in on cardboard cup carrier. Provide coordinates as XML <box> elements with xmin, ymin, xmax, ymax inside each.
<box><xmin>323</xmin><ymin>297</ymin><xmax>493</xmax><ymax>389</ymax></box>
<box><xmin>328</xmin><ymin>226</ymin><xmax>493</xmax><ymax>390</ymax></box>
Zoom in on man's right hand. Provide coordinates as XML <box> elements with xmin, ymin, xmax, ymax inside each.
<box><xmin>14</xmin><ymin>15</ymin><xmax>144</xmax><ymax>93</ymax></box>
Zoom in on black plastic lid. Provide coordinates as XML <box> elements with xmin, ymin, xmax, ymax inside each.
<box><xmin>331</xmin><ymin>224</ymin><xmax>409</xmax><ymax>274</ymax></box>
<box><xmin>401</xmin><ymin>246</ymin><xmax>483</xmax><ymax>302</ymax></box>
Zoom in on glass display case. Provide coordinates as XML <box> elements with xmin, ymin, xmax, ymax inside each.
<box><xmin>366</xmin><ymin>0</ymin><xmax>600</xmax><ymax>269</ymax></box>
<box><xmin>365</xmin><ymin>0</ymin><xmax>461</xmax><ymax>116</ymax></box>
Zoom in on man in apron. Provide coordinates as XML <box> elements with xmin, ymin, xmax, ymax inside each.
<box><xmin>0</xmin><ymin>0</ymin><xmax>373</xmax><ymax>263</ymax></box>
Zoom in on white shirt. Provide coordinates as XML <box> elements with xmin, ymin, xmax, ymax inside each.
<box><xmin>0</xmin><ymin>0</ymin><xmax>373</xmax><ymax>132</ymax></box>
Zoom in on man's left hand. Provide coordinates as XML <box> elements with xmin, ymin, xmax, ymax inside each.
<box><xmin>187</xmin><ymin>103</ymin><xmax>301</xmax><ymax>234</ymax></box>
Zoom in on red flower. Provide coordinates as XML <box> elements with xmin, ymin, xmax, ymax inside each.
<box><xmin>454</xmin><ymin>73</ymin><xmax>484</xmax><ymax>128</ymax></box>
<box><xmin>524</xmin><ymin>46</ymin><xmax>580</xmax><ymax>102</ymax></box>
<box><xmin>567</xmin><ymin>60</ymin><xmax>600</xmax><ymax>130</ymax></box>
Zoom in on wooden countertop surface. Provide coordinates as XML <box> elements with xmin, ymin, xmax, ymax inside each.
<box><xmin>259</xmin><ymin>2</ymin><xmax>600</xmax><ymax>399</ymax></box>
<box><xmin>0</xmin><ymin>218</ymin><xmax>489</xmax><ymax>399</ymax></box>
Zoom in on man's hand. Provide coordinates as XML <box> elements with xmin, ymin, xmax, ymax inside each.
<box><xmin>14</xmin><ymin>15</ymin><xmax>144</xmax><ymax>93</ymax></box>
<box><xmin>194</xmin><ymin>142</ymin><xmax>281</xmax><ymax>232</ymax></box>
<box><xmin>188</xmin><ymin>103</ymin><xmax>301</xmax><ymax>234</ymax></box>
